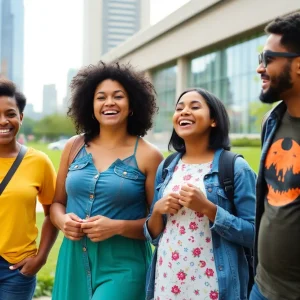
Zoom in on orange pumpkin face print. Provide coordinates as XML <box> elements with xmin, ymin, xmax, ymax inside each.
<box><xmin>265</xmin><ymin>138</ymin><xmax>300</xmax><ymax>206</ymax></box>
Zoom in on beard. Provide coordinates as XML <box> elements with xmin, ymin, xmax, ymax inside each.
<box><xmin>259</xmin><ymin>62</ymin><xmax>293</xmax><ymax>104</ymax></box>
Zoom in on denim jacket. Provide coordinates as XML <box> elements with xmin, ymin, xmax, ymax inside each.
<box><xmin>144</xmin><ymin>148</ymin><xmax>256</xmax><ymax>300</ymax></box>
<box><xmin>254</xmin><ymin>101</ymin><xmax>286</xmax><ymax>272</ymax></box>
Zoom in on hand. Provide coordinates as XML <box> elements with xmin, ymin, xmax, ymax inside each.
<box><xmin>153</xmin><ymin>193</ymin><xmax>181</xmax><ymax>215</ymax></box>
<box><xmin>179</xmin><ymin>183</ymin><xmax>217</xmax><ymax>221</ymax></box>
<box><xmin>9</xmin><ymin>255</ymin><xmax>45</xmax><ymax>276</ymax></box>
<box><xmin>81</xmin><ymin>215</ymin><xmax>118</xmax><ymax>242</ymax></box>
<box><xmin>59</xmin><ymin>213</ymin><xmax>84</xmax><ymax>241</ymax></box>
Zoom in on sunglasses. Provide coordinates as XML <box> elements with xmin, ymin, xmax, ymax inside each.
<box><xmin>258</xmin><ymin>50</ymin><xmax>300</xmax><ymax>68</ymax></box>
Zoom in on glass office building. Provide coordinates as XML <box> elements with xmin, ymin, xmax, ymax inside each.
<box><xmin>152</xmin><ymin>65</ymin><xmax>177</xmax><ymax>133</ymax></box>
<box><xmin>152</xmin><ymin>34</ymin><xmax>267</xmax><ymax>134</ymax></box>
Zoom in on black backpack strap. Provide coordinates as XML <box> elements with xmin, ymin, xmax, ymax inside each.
<box><xmin>0</xmin><ymin>145</ymin><xmax>27</xmax><ymax>196</ymax></box>
<box><xmin>218</xmin><ymin>150</ymin><xmax>243</xmax><ymax>202</ymax></box>
<box><xmin>162</xmin><ymin>152</ymin><xmax>178</xmax><ymax>180</ymax></box>
<box><xmin>219</xmin><ymin>150</ymin><xmax>254</xmax><ymax>296</ymax></box>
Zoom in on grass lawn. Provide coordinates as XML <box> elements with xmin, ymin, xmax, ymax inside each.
<box><xmin>33</xmin><ymin>143</ymin><xmax>261</xmax><ymax>280</ymax></box>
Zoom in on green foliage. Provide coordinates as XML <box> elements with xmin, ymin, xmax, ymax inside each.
<box><xmin>19</xmin><ymin>117</ymin><xmax>35</xmax><ymax>135</ymax></box>
<box><xmin>231</xmin><ymin>137</ymin><xmax>261</xmax><ymax>147</ymax></box>
<box><xmin>33</xmin><ymin>114</ymin><xmax>76</xmax><ymax>140</ymax></box>
<box><xmin>249</xmin><ymin>101</ymin><xmax>273</xmax><ymax>132</ymax></box>
<box><xmin>34</xmin><ymin>276</ymin><xmax>54</xmax><ymax>298</ymax></box>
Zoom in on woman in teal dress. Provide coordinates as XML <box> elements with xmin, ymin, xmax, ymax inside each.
<box><xmin>50</xmin><ymin>62</ymin><xmax>163</xmax><ymax>300</ymax></box>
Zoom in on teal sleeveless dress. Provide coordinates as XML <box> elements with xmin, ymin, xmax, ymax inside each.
<box><xmin>52</xmin><ymin>138</ymin><xmax>152</xmax><ymax>300</ymax></box>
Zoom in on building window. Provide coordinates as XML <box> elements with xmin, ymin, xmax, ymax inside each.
<box><xmin>152</xmin><ymin>66</ymin><xmax>177</xmax><ymax>133</ymax></box>
<box><xmin>189</xmin><ymin>34</ymin><xmax>266</xmax><ymax>133</ymax></box>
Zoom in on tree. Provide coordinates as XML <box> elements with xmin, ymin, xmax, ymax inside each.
<box><xmin>249</xmin><ymin>101</ymin><xmax>274</xmax><ymax>132</ymax></box>
<box><xmin>19</xmin><ymin>117</ymin><xmax>36</xmax><ymax>136</ymax></box>
<box><xmin>34</xmin><ymin>114</ymin><xmax>76</xmax><ymax>140</ymax></box>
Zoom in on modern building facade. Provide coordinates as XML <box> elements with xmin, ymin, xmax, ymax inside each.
<box><xmin>98</xmin><ymin>0</ymin><xmax>300</xmax><ymax>148</ymax></box>
<box><xmin>43</xmin><ymin>84</ymin><xmax>57</xmax><ymax>116</ymax></box>
<box><xmin>0</xmin><ymin>0</ymin><xmax>24</xmax><ymax>90</ymax></box>
<box><xmin>83</xmin><ymin>0</ymin><xmax>150</xmax><ymax>65</ymax></box>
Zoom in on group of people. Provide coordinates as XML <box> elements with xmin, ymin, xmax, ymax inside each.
<box><xmin>0</xmin><ymin>12</ymin><xmax>299</xmax><ymax>300</ymax></box>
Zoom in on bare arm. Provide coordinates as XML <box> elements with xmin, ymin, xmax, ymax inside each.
<box><xmin>117</xmin><ymin>144</ymin><xmax>163</xmax><ymax>239</ymax></box>
<box><xmin>50</xmin><ymin>137</ymin><xmax>84</xmax><ymax>240</ymax></box>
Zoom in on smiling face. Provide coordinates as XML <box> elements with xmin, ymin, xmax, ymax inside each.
<box><xmin>173</xmin><ymin>91</ymin><xmax>216</xmax><ymax>140</ymax></box>
<box><xmin>257</xmin><ymin>34</ymin><xmax>297</xmax><ymax>103</ymax></box>
<box><xmin>93</xmin><ymin>79</ymin><xmax>130</xmax><ymax>129</ymax></box>
<box><xmin>0</xmin><ymin>96</ymin><xmax>23</xmax><ymax>145</ymax></box>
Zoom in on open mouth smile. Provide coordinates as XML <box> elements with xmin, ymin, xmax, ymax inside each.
<box><xmin>102</xmin><ymin>110</ymin><xmax>120</xmax><ymax>116</ymax></box>
<box><xmin>179</xmin><ymin>120</ymin><xmax>195</xmax><ymax>127</ymax></box>
<box><xmin>0</xmin><ymin>128</ymin><xmax>13</xmax><ymax>134</ymax></box>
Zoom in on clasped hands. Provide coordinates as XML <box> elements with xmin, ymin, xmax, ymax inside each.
<box><xmin>60</xmin><ymin>214</ymin><xmax>118</xmax><ymax>242</ymax></box>
<box><xmin>153</xmin><ymin>183</ymin><xmax>215</xmax><ymax>217</ymax></box>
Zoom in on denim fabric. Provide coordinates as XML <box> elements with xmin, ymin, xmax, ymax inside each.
<box><xmin>0</xmin><ymin>256</ymin><xmax>36</xmax><ymax>300</ymax></box>
<box><xmin>249</xmin><ymin>283</ymin><xmax>268</xmax><ymax>300</ymax></box>
<box><xmin>144</xmin><ymin>148</ymin><xmax>256</xmax><ymax>300</ymax></box>
<box><xmin>53</xmin><ymin>144</ymin><xmax>150</xmax><ymax>300</ymax></box>
<box><xmin>254</xmin><ymin>101</ymin><xmax>286</xmax><ymax>271</ymax></box>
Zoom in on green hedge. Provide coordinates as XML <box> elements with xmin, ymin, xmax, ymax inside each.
<box><xmin>231</xmin><ymin>138</ymin><xmax>261</xmax><ymax>147</ymax></box>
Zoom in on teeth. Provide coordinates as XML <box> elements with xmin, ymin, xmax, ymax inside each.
<box><xmin>179</xmin><ymin>120</ymin><xmax>193</xmax><ymax>126</ymax></box>
<box><xmin>103</xmin><ymin>110</ymin><xmax>118</xmax><ymax>115</ymax></box>
<box><xmin>0</xmin><ymin>129</ymin><xmax>10</xmax><ymax>133</ymax></box>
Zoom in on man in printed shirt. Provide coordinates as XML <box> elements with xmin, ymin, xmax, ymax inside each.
<box><xmin>250</xmin><ymin>12</ymin><xmax>300</xmax><ymax>300</ymax></box>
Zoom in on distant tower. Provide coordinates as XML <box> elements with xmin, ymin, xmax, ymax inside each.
<box><xmin>83</xmin><ymin>0</ymin><xmax>150</xmax><ymax>65</ymax></box>
<box><xmin>0</xmin><ymin>0</ymin><xmax>24</xmax><ymax>90</ymax></box>
<box><xmin>43</xmin><ymin>84</ymin><xmax>57</xmax><ymax>116</ymax></box>
<box><xmin>62</xmin><ymin>68</ymin><xmax>78</xmax><ymax>113</ymax></box>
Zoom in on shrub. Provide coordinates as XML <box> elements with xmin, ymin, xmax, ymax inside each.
<box><xmin>34</xmin><ymin>276</ymin><xmax>54</xmax><ymax>298</ymax></box>
<box><xmin>231</xmin><ymin>137</ymin><xmax>261</xmax><ymax>147</ymax></box>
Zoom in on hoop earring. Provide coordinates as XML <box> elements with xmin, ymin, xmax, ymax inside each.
<box><xmin>92</xmin><ymin>114</ymin><xmax>95</xmax><ymax>120</ymax></box>
<box><xmin>129</xmin><ymin>111</ymin><xmax>133</xmax><ymax>117</ymax></box>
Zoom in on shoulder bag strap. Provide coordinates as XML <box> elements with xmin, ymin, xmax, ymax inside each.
<box><xmin>67</xmin><ymin>134</ymin><xmax>85</xmax><ymax>166</ymax></box>
<box><xmin>0</xmin><ymin>145</ymin><xmax>27</xmax><ymax>196</ymax></box>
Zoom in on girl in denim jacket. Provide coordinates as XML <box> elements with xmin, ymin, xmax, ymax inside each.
<box><xmin>144</xmin><ymin>88</ymin><xmax>256</xmax><ymax>300</ymax></box>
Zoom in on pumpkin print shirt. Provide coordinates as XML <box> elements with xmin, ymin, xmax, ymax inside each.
<box><xmin>256</xmin><ymin>111</ymin><xmax>300</xmax><ymax>299</ymax></box>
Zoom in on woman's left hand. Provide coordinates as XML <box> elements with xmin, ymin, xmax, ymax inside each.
<box><xmin>179</xmin><ymin>183</ymin><xmax>217</xmax><ymax>221</ymax></box>
<box><xmin>81</xmin><ymin>215</ymin><xmax>118</xmax><ymax>242</ymax></box>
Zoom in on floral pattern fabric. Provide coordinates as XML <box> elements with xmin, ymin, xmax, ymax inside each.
<box><xmin>154</xmin><ymin>160</ymin><xmax>219</xmax><ymax>300</ymax></box>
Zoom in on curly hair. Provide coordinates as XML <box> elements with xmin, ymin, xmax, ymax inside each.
<box><xmin>265</xmin><ymin>12</ymin><xmax>300</xmax><ymax>53</ymax></box>
<box><xmin>68</xmin><ymin>61</ymin><xmax>157</xmax><ymax>144</ymax></box>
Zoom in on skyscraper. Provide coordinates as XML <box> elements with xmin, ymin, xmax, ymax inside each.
<box><xmin>43</xmin><ymin>84</ymin><xmax>57</xmax><ymax>116</ymax></box>
<box><xmin>61</xmin><ymin>68</ymin><xmax>78</xmax><ymax>113</ymax></box>
<box><xmin>83</xmin><ymin>0</ymin><xmax>150</xmax><ymax>65</ymax></box>
<box><xmin>0</xmin><ymin>0</ymin><xmax>24</xmax><ymax>90</ymax></box>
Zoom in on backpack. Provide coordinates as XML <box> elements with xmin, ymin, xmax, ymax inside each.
<box><xmin>161</xmin><ymin>150</ymin><xmax>254</xmax><ymax>296</ymax></box>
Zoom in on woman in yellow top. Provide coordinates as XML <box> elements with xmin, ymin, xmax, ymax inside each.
<box><xmin>0</xmin><ymin>79</ymin><xmax>58</xmax><ymax>300</ymax></box>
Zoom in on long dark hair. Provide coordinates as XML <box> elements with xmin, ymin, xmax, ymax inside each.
<box><xmin>168</xmin><ymin>88</ymin><xmax>230</xmax><ymax>152</ymax></box>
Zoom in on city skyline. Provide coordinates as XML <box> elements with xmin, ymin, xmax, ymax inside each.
<box><xmin>23</xmin><ymin>0</ymin><xmax>190</xmax><ymax>113</ymax></box>
<box><xmin>0</xmin><ymin>0</ymin><xmax>24</xmax><ymax>90</ymax></box>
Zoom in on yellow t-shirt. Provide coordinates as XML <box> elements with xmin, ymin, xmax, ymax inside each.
<box><xmin>0</xmin><ymin>147</ymin><xmax>56</xmax><ymax>263</ymax></box>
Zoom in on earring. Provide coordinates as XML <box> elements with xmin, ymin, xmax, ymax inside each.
<box><xmin>92</xmin><ymin>114</ymin><xmax>95</xmax><ymax>120</ymax></box>
<box><xmin>129</xmin><ymin>111</ymin><xmax>133</xmax><ymax>117</ymax></box>
<box><xmin>211</xmin><ymin>123</ymin><xmax>216</xmax><ymax>127</ymax></box>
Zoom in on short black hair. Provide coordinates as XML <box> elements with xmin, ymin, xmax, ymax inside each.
<box><xmin>0</xmin><ymin>78</ymin><xmax>26</xmax><ymax>113</ymax></box>
<box><xmin>68</xmin><ymin>61</ymin><xmax>158</xmax><ymax>144</ymax></box>
<box><xmin>265</xmin><ymin>12</ymin><xmax>300</xmax><ymax>53</ymax></box>
<box><xmin>168</xmin><ymin>88</ymin><xmax>230</xmax><ymax>152</ymax></box>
